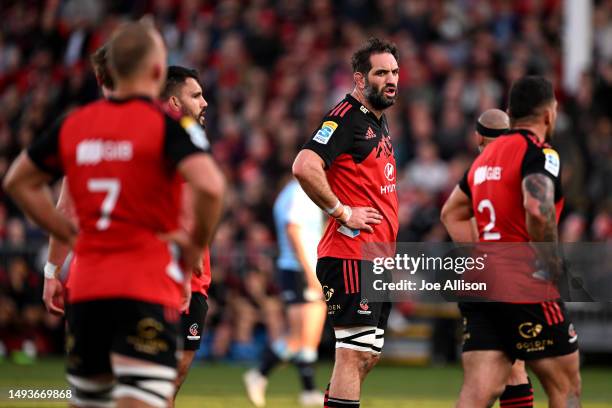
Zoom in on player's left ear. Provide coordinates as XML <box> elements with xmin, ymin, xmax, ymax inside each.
<box><xmin>168</xmin><ymin>95</ymin><xmax>181</xmax><ymax>111</ymax></box>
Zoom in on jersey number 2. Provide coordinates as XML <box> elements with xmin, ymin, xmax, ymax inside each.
<box><xmin>477</xmin><ymin>199</ymin><xmax>501</xmax><ymax>241</ymax></box>
<box><xmin>87</xmin><ymin>179</ymin><xmax>121</xmax><ymax>230</ymax></box>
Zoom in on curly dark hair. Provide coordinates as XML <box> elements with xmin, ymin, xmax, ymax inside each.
<box><xmin>351</xmin><ymin>37</ymin><xmax>399</xmax><ymax>74</ymax></box>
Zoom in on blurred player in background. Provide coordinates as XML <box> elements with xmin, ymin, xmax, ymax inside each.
<box><xmin>293</xmin><ymin>38</ymin><xmax>399</xmax><ymax>408</ymax></box>
<box><xmin>442</xmin><ymin>76</ymin><xmax>580</xmax><ymax>408</ymax></box>
<box><xmin>3</xmin><ymin>21</ymin><xmax>225</xmax><ymax>408</ymax></box>
<box><xmin>441</xmin><ymin>109</ymin><xmax>535</xmax><ymax>407</ymax></box>
<box><xmin>243</xmin><ymin>176</ymin><xmax>326</xmax><ymax>407</ymax></box>
<box><xmin>160</xmin><ymin>65</ymin><xmax>212</xmax><ymax>405</ymax></box>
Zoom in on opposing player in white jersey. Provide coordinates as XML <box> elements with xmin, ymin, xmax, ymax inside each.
<box><xmin>244</xmin><ymin>176</ymin><xmax>327</xmax><ymax>407</ymax></box>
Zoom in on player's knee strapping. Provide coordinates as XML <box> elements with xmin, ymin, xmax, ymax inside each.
<box><xmin>335</xmin><ymin>326</ymin><xmax>384</xmax><ymax>354</ymax></box>
<box><xmin>114</xmin><ymin>364</ymin><xmax>177</xmax><ymax>408</ymax></box>
<box><xmin>66</xmin><ymin>374</ymin><xmax>114</xmax><ymax>408</ymax></box>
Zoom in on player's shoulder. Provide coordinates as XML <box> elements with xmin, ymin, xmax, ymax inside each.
<box><xmin>312</xmin><ymin>95</ymin><xmax>362</xmax><ymax>144</ymax></box>
<box><xmin>164</xmin><ymin>113</ymin><xmax>210</xmax><ymax>151</ymax></box>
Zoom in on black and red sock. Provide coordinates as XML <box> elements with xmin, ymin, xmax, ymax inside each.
<box><xmin>500</xmin><ymin>377</ymin><xmax>534</xmax><ymax>408</ymax></box>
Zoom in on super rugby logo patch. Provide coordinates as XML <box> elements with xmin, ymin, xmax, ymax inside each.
<box><xmin>313</xmin><ymin>121</ymin><xmax>338</xmax><ymax>144</ymax></box>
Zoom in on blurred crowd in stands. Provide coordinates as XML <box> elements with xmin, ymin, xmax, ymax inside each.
<box><xmin>0</xmin><ymin>0</ymin><xmax>610</xmax><ymax>361</ymax></box>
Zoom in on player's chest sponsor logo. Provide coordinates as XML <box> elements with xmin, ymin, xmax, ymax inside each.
<box><xmin>473</xmin><ymin>165</ymin><xmax>502</xmax><ymax>185</ymax></box>
<box><xmin>384</xmin><ymin>162</ymin><xmax>395</xmax><ymax>181</ymax></box>
<box><xmin>76</xmin><ymin>139</ymin><xmax>133</xmax><ymax>165</ymax></box>
<box><xmin>380</xmin><ymin>162</ymin><xmax>396</xmax><ymax>195</ymax></box>
<box><xmin>313</xmin><ymin>121</ymin><xmax>338</xmax><ymax>144</ymax></box>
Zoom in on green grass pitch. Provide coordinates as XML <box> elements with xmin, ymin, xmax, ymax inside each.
<box><xmin>0</xmin><ymin>358</ymin><xmax>611</xmax><ymax>407</ymax></box>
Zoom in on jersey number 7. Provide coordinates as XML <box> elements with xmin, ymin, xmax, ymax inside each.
<box><xmin>87</xmin><ymin>178</ymin><xmax>121</xmax><ymax>231</ymax></box>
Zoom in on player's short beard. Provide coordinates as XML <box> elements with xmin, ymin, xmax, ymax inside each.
<box><xmin>364</xmin><ymin>78</ymin><xmax>396</xmax><ymax>110</ymax></box>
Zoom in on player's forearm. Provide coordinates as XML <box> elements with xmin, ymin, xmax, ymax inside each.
<box><xmin>10</xmin><ymin>185</ymin><xmax>76</xmax><ymax>244</ymax></box>
<box><xmin>444</xmin><ymin>220</ymin><xmax>477</xmax><ymax>242</ymax></box>
<box><xmin>190</xmin><ymin>190</ymin><xmax>224</xmax><ymax>247</ymax></box>
<box><xmin>48</xmin><ymin>237</ymin><xmax>71</xmax><ymax>267</ymax></box>
<box><xmin>440</xmin><ymin>186</ymin><xmax>475</xmax><ymax>242</ymax></box>
<box><xmin>522</xmin><ymin>174</ymin><xmax>558</xmax><ymax>243</ymax></box>
<box><xmin>48</xmin><ymin>180</ymin><xmax>76</xmax><ymax>267</ymax></box>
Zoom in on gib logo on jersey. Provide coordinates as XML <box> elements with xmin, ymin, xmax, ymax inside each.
<box><xmin>474</xmin><ymin>166</ymin><xmax>502</xmax><ymax>185</ymax></box>
<box><xmin>76</xmin><ymin>140</ymin><xmax>133</xmax><ymax>165</ymax></box>
<box><xmin>187</xmin><ymin>323</ymin><xmax>200</xmax><ymax>340</ymax></box>
<box><xmin>313</xmin><ymin>121</ymin><xmax>338</xmax><ymax>145</ymax></box>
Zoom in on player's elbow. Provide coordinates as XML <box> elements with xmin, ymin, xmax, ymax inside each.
<box><xmin>292</xmin><ymin>151</ymin><xmax>321</xmax><ymax>184</ymax></box>
<box><xmin>292</xmin><ymin>155</ymin><xmax>308</xmax><ymax>182</ymax></box>
<box><xmin>190</xmin><ymin>168</ymin><xmax>226</xmax><ymax>206</ymax></box>
<box><xmin>440</xmin><ymin>203</ymin><xmax>452</xmax><ymax>227</ymax></box>
<box><xmin>440</xmin><ymin>201</ymin><xmax>463</xmax><ymax>228</ymax></box>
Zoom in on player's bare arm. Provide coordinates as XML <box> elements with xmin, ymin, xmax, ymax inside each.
<box><xmin>522</xmin><ymin>172</ymin><xmax>563</xmax><ymax>280</ymax></box>
<box><xmin>47</xmin><ymin>179</ymin><xmax>76</xmax><ymax>268</ymax></box>
<box><xmin>3</xmin><ymin>152</ymin><xmax>77</xmax><ymax>245</ymax></box>
<box><xmin>522</xmin><ymin>173</ymin><xmax>557</xmax><ymax>243</ymax></box>
<box><xmin>440</xmin><ymin>186</ymin><xmax>477</xmax><ymax>243</ymax></box>
<box><xmin>177</xmin><ymin>153</ymin><xmax>225</xmax><ymax>254</ymax></box>
<box><xmin>41</xmin><ymin>179</ymin><xmax>77</xmax><ymax>316</ymax></box>
<box><xmin>293</xmin><ymin>149</ymin><xmax>382</xmax><ymax>233</ymax></box>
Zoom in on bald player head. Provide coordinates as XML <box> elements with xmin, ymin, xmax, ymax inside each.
<box><xmin>475</xmin><ymin>108</ymin><xmax>510</xmax><ymax>152</ymax></box>
<box><xmin>107</xmin><ymin>21</ymin><xmax>167</xmax><ymax>99</ymax></box>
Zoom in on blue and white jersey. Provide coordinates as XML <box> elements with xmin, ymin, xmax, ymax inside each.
<box><xmin>274</xmin><ymin>180</ymin><xmax>324</xmax><ymax>272</ymax></box>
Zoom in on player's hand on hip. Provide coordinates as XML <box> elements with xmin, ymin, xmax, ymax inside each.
<box><xmin>158</xmin><ymin>229</ymin><xmax>202</xmax><ymax>273</ymax></box>
<box><xmin>341</xmin><ymin>206</ymin><xmax>383</xmax><ymax>233</ymax></box>
<box><xmin>192</xmin><ymin>253</ymin><xmax>204</xmax><ymax>277</ymax></box>
<box><xmin>42</xmin><ymin>278</ymin><xmax>65</xmax><ymax>316</ymax></box>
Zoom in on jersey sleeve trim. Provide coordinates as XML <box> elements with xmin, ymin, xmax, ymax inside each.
<box><xmin>26</xmin><ymin>116</ymin><xmax>65</xmax><ymax>177</ymax></box>
<box><xmin>458</xmin><ymin>169</ymin><xmax>471</xmax><ymax>198</ymax></box>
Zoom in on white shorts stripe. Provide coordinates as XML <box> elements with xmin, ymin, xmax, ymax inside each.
<box><xmin>66</xmin><ymin>374</ymin><xmax>114</xmax><ymax>392</ymax></box>
<box><xmin>113</xmin><ymin>364</ymin><xmax>176</xmax><ymax>380</ymax></box>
